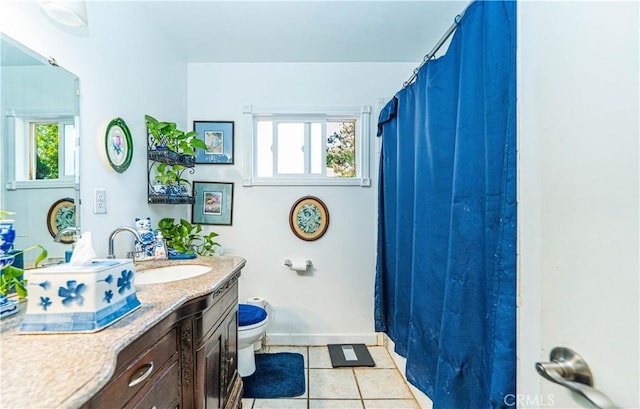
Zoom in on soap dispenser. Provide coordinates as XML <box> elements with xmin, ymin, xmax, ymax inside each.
<box><xmin>154</xmin><ymin>232</ymin><xmax>167</xmax><ymax>260</ymax></box>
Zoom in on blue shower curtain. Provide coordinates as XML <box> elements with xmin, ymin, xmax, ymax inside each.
<box><xmin>375</xmin><ymin>1</ymin><xmax>516</xmax><ymax>408</ymax></box>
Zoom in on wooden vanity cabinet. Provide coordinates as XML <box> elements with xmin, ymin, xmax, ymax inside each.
<box><xmin>82</xmin><ymin>272</ymin><xmax>241</xmax><ymax>409</ymax></box>
<box><xmin>81</xmin><ymin>315</ymin><xmax>180</xmax><ymax>409</ymax></box>
<box><xmin>181</xmin><ymin>278</ymin><xmax>241</xmax><ymax>409</ymax></box>
<box><xmin>198</xmin><ymin>293</ymin><xmax>240</xmax><ymax>409</ymax></box>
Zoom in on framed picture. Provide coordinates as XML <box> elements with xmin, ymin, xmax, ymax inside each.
<box><xmin>105</xmin><ymin>117</ymin><xmax>133</xmax><ymax>173</ymax></box>
<box><xmin>193</xmin><ymin>121</ymin><xmax>234</xmax><ymax>164</ymax></box>
<box><xmin>46</xmin><ymin>198</ymin><xmax>75</xmax><ymax>243</ymax></box>
<box><xmin>289</xmin><ymin>196</ymin><xmax>330</xmax><ymax>241</ymax></box>
<box><xmin>192</xmin><ymin>181</ymin><xmax>234</xmax><ymax>225</ymax></box>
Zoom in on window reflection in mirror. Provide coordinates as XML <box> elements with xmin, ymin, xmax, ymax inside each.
<box><xmin>15</xmin><ymin>118</ymin><xmax>76</xmax><ymax>181</ymax></box>
<box><xmin>0</xmin><ymin>33</ymin><xmax>80</xmax><ymax>265</ymax></box>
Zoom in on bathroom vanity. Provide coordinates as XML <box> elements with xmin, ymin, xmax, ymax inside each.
<box><xmin>0</xmin><ymin>256</ymin><xmax>245</xmax><ymax>409</ymax></box>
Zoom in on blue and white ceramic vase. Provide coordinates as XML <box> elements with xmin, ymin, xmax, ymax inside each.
<box><xmin>152</xmin><ymin>183</ymin><xmax>167</xmax><ymax>195</ymax></box>
<box><xmin>0</xmin><ymin>294</ymin><xmax>19</xmax><ymax>319</ymax></box>
<box><xmin>0</xmin><ymin>219</ymin><xmax>16</xmax><ymax>258</ymax></box>
<box><xmin>0</xmin><ymin>219</ymin><xmax>17</xmax><ymax>319</ymax></box>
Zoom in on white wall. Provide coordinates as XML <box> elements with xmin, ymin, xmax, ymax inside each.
<box><xmin>0</xmin><ymin>0</ymin><xmax>189</xmax><ymax>258</ymax></box>
<box><xmin>518</xmin><ymin>1</ymin><xmax>639</xmax><ymax>408</ymax></box>
<box><xmin>1</xmin><ymin>0</ymin><xmax>416</xmax><ymax>345</ymax></box>
<box><xmin>188</xmin><ymin>62</ymin><xmax>413</xmax><ymax>344</ymax></box>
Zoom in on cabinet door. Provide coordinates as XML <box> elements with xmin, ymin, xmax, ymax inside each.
<box><xmin>221</xmin><ymin>307</ymin><xmax>241</xmax><ymax>409</ymax></box>
<box><xmin>192</xmin><ymin>282</ymin><xmax>240</xmax><ymax>409</ymax></box>
<box><xmin>222</xmin><ymin>307</ymin><xmax>238</xmax><ymax>398</ymax></box>
<box><xmin>196</xmin><ymin>306</ymin><xmax>239</xmax><ymax>409</ymax></box>
<box><xmin>199</xmin><ymin>324</ymin><xmax>224</xmax><ymax>409</ymax></box>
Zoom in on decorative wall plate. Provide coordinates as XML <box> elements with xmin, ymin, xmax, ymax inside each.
<box><xmin>47</xmin><ymin>198</ymin><xmax>75</xmax><ymax>243</ymax></box>
<box><xmin>105</xmin><ymin>117</ymin><xmax>133</xmax><ymax>173</ymax></box>
<box><xmin>289</xmin><ymin>196</ymin><xmax>329</xmax><ymax>241</ymax></box>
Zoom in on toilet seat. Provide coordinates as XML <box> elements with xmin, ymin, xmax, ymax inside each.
<box><xmin>239</xmin><ymin>304</ymin><xmax>268</xmax><ymax>329</ymax></box>
<box><xmin>237</xmin><ymin>303</ymin><xmax>269</xmax><ymax>377</ymax></box>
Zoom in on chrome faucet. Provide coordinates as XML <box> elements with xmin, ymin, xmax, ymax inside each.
<box><xmin>54</xmin><ymin>226</ymin><xmax>79</xmax><ymax>243</ymax></box>
<box><xmin>107</xmin><ymin>226</ymin><xmax>143</xmax><ymax>259</ymax></box>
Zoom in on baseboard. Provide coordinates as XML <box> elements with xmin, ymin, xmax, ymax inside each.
<box><xmin>265</xmin><ymin>332</ymin><xmax>379</xmax><ymax>346</ymax></box>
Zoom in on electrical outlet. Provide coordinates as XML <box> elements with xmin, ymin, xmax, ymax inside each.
<box><xmin>94</xmin><ymin>188</ymin><xmax>107</xmax><ymax>214</ymax></box>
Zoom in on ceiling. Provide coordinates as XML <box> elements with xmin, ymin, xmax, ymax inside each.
<box><xmin>138</xmin><ymin>1</ymin><xmax>469</xmax><ymax>63</ymax></box>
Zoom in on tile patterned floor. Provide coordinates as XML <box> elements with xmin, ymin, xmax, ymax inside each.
<box><xmin>241</xmin><ymin>345</ymin><xmax>421</xmax><ymax>409</ymax></box>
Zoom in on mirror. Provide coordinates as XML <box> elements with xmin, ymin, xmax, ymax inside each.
<box><xmin>0</xmin><ymin>33</ymin><xmax>80</xmax><ymax>265</ymax></box>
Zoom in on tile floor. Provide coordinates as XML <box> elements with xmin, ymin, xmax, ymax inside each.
<box><xmin>241</xmin><ymin>345</ymin><xmax>421</xmax><ymax>409</ymax></box>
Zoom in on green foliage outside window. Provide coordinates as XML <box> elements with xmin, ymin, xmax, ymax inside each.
<box><xmin>35</xmin><ymin>123</ymin><xmax>59</xmax><ymax>179</ymax></box>
<box><xmin>327</xmin><ymin>121</ymin><xmax>356</xmax><ymax>177</ymax></box>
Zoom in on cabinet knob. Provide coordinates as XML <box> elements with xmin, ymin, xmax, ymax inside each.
<box><xmin>128</xmin><ymin>361</ymin><xmax>155</xmax><ymax>388</ymax></box>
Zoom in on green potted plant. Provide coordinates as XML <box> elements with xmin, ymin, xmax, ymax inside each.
<box><xmin>145</xmin><ymin>114</ymin><xmax>206</xmax><ymax>156</ymax></box>
<box><xmin>1</xmin><ymin>210</ymin><xmax>48</xmax><ymax>300</ymax></box>
<box><xmin>0</xmin><ymin>245</ymin><xmax>48</xmax><ymax>300</ymax></box>
<box><xmin>153</xmin><ymin>163</ymin><xmax>190</xmax><ymax>196</ymax></box>
<box><xmin>157</xmin><ymin>218</ymin><xmax>220</xmax><ymax>257</ymax></box>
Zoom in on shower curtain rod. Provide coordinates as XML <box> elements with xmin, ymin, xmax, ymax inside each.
<box><xmin>403</xmin><ymin>10</ymin><xmax>466</xmax><ymax>88</ymax></box>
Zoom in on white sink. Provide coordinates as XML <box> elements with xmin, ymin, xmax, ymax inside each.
<box><xmin>135</xmin><ymin>264</ymin><xmax>211</xmax><ymax>284</ymax></box>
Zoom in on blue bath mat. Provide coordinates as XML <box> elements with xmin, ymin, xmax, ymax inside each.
<box><xmin>242</xmin><ymin>352</ymin><xmax>305</xmax><ymax>398</ymax></box>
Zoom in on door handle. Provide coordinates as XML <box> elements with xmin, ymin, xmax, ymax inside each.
<box><xmin>535</xmin><ymin>347</ymin><xmax>618</xmax><ymax>409</ymax></box>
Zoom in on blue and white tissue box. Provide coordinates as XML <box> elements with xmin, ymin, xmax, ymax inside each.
<box><xmin>19</xmin><ymin>259</ymin><xmax>141</xmax><ymax>333</ymax></box>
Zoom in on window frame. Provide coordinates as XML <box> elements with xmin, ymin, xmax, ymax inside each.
<box><xmin>243</xmin><ymin>105</ymin><xmax>371</xmax><ymax>187</ymax></box>
<box><xmin>4</xmin><ymin>114</ymin><xmax>77</xmax><ymax>190</ymax></box>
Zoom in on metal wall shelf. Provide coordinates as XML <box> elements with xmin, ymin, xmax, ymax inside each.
<box><xmin>147</xmin><ymin>150</ymin><xmax>195</xmax><ymax>167</ymax></box>
<box><xmin>148</xmin><ymin>194</ymin><xmax>195</xmax><ymax>205</ymax></box>
<box><xmin>147</xmin><ymin>131</ymin><xmax>196</xmax><ymax>204</ymax></box>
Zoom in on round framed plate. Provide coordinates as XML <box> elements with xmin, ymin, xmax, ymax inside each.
<box><xmin>289</xmin><ymin>196</ymin><xmax>330</xmax><ymax>241</ymax></box>
<box><xmin>47</xmin><ymin>198</ymin><xmax>75</xmax><ymax>243</ymax></box>
<box><xmin>105</xmin><ymin>117</ymin><xmax>133</xmax><ymax>173</ymax></box>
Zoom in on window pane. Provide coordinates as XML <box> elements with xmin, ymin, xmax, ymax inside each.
<box><xmin>35</xmin><ymin>123</ymin><xmax>59</xmax><ymax>179</ymax></box>
<box><xmin>247</xmin><ymin>108</ymin><xmax>369</xmax><ymax>186</ymax></box>
<box><xmin>277</xmin><ymin>122</ymin><xmax>304</xmax><ymax>174</ymax></box>
<box><xmin>310</xmin><ymin>122</ymin><xmax>322</xmax><ymax>174</ymax></box>
<box><xmin>256</xmin><ymin>120</ymin><xmax>273</xmax><ymax>177</ymax></box>
<box><xmin>326</xmin><ymin>121</ymin><xmax>355</xmax><ymax>177</ymax></box>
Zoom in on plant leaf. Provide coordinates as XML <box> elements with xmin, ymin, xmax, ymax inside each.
<box><xmin>31</xmin><ymin>245</ymin><xmax>48</xmax><ymax>266</ymax></box>
<box><xmin>14</xmin><ymin>280</ymin><xmax>27</xmax><ymax>299</ymax></box>
<box><xmin>190</xmin><ymin>138</ymin><xmax>207</xmax><ymax>150</ymax></box>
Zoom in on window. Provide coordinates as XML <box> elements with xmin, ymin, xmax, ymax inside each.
<box><xmin>244</xmin><ymin>106</ymin><xmax>371</xmax><ymax>186</ymax></box>
<box><xmin>8</xmin><ymin>116</ymin><xmax>76</xmax><ymax>188</ymax></box>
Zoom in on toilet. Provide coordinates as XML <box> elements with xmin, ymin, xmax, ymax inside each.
<box><xmin>237</xmin><ymin>303</ymin><xmax>269</xmax><ymax>377</ymax></box>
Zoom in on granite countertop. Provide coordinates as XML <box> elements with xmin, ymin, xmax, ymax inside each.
<box><xmin>0</xmin><ymin>255</ymin><xmax>246</xmax><ymax>409</ymax></box>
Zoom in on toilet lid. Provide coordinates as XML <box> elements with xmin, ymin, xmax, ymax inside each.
<box><xmin>239</xmin><ymin>303</ymin><xmax>267</xmax><ymax>326</ymax></box>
